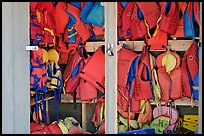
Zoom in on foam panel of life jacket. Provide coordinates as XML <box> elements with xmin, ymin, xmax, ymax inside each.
<box><xmin>136</xmin><ymin>2</ymin><xmax>161</xmax><ymax>29</ymax></box>
<box><xmin>137</xmin><ymin>100</ymin><xmax>152</xmax><ymax>123</ymax></box>
<box><xmin>79</xmin><ymin>47</ymin><xmax>105</xmax><ymax>101</ymax></box>
<box><xmin>48</xmin><ymin>121</ymin><xmax>63</xmax><ymax>134</ymax></box>
<box><xmin>159</xmin><ymin>2</ymin><xmax>180</xmax><ymax>35</ymax></box>
<box><xmin>130</xmin><ymin>3</ymin><xmax>147</xmax><ymax>40</ymax></box>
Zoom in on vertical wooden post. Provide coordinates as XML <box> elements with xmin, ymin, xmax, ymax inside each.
<box><xmin>198</xmin><ymin>2</ymin><xmax>202</xmax><ymax>134</ymax></box>
<box><xmin>82</xmin><ymin>103</ymin><xmax>87</xmax><ymax>130</ymax></box>
<box><xmin>104</xmin><ymin>2</ymin><xmax>118</xmax><ymax>134</ymax></box>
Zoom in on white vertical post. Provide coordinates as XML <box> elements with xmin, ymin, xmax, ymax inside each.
<box><xmin>104</xmin><ymin>2</ymin><xmax>118</xmax><ymax>134</ymax></box>
<box><xmin>2</xmin><ymin>2</ymin><xmax>30</xmax><ymax>134</ymax></box>
<box><xmin>198</xmin><ymin>2</ymin><xmax>202</xmax><ymax>134</ymax></box>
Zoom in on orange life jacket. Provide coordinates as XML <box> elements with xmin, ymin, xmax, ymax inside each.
<box><xmin>136</xmin><ymin>2</ymin><xmax>161</xmax><ymax>29</ymax></box>
<box><xmin>130</xmin><ymin>3</ymin><xmax>147</xmax><ymax>40</ymax></box>
<box><xmin>79</xmin><ymin>46</ymin><xmax>105</xmax><ymax>101</ymax></box>
<box><xmin>117</xmin><ymin>47</ymin><xmax>140</xmax><ymax>112</ymax></box>
<box><xmin>121</xmin><ymin>2</ymin><xmax>135</xmax><ymax>39</ymax></box>
<box><xmin>156</xmin><ymin>51</ymin><xmax>182</xmax><ymax>102</ymax></box>
<box><xmin>54</xmin><ymin>2</ymin><xmax>69</xmax><ymax>37</ymax></box>
<box><xmin>159</xmin><ymin>2</ymin><xmax>180</xmax><ymax>35</ymax></box>
<box><xmin>134</xmin><ymin>46</ymin><xmax>153</xmax><ymax>100</ymax></box>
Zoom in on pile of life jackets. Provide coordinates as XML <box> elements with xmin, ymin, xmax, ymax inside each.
<box><xmin>30</xmin><ymin>2</ymin><xmax>200</xmax><ymax>134</ymax></box>
<box><xmin>30</xmin><ymin>117</ymin><xmax>91</xmax><ymax>134</ymax></box>
<box><xmin>118</xmin><ymin>2</ymin><xmax>200</xmax><ymax>50</ymax></box>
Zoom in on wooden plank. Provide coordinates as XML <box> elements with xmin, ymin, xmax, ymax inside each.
<box><xmin>85</xmin><ymin>40</ymin><xmax>194</xmax><ymax>52</ymax></box>
<box><xmin>150</xmin><ymin>97</ymin><xmax>198</xmax><ymax>107</ymax></box>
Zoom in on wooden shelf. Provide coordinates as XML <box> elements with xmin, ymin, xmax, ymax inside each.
<box><xmin>85</xmin><ymin>40</ymin><xmax>193</xmax><ymax>52</ymax></box>
<box><xmin>30</xmin><ymin>96</ymin><xmax>54</xmax><ymax>106</ymax></box>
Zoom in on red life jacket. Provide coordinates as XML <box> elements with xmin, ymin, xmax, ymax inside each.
<box><xmin>134</xmin><ymin>46</ymin><xmax>153</xmax><ymax>100</ymax></box>
<box><xmin>66</xmin><ymin>3</ymin><xmax>92</xmax><ymax>44</ymax></box>
<box><xmin>130</xmin><ymin>3</ymin><xmax>147</xmax><ymax>40</ymax></box>
<box><xmin>181</xmin><ymin>42</ymin><xmax>199</xmax><ymax>98</ymax></box>
<box><xmin>30</xmin><ymin>2</ymin><xmax>38</xmax><ymax>12</ymax></box>
<box><xmin>117</xmin><ymin>47</ymin><xmax>140</xmax><ymax>112</ymax></box>
<box><xmin>122</xmin><ymin>2</ymin><xmax>135</xmax><ymax>39</ymax></box>
<box><xmin>156</xmin><ymin>51</ymin><xmax>182</xmax><ymax>102</ymax></box>
<box><xmin>54</xmin><ymin>2</ymin><xmax>69</xmax><ymax>37</ymax></box>
<box><xmin>43</xmin><ymin>9</ymin><xmax>56</xmax><ymax>45</ymax></box>
<box><xmin>47</xmin><ymin>121</ymin><xmax>63</xmax><ymax>134</ymax></box>
<box><xmin>136</xmin><ymin>2</ymin><xmax>161</xmax><ymax>29</ymax></box>
<box><xmin>117</xmin><ymin>2</ymin><xmax>125</xmax><ymax>39</ymax></box>
<box><xmin>171</xmin><ymin>2</ymin><xmax>187</xmax><ymax>38</ymax></box>
<box><xmin>63</xmin><ymin>47</ymin><xmax>89</xmax><ymax>97</ymax></box>
<box><xmin>79</xmin><ymin>47</ymin><xmax>105</xmax><ymax>101</ymax></box>
<box><xmin>159</xmin><ymin>2</ymin><xmax>180</xmax><ymax>35</ymax></box>
<box><xmin>57</xmin><ymin>37</ymin><xmax>78</xmax><ymax>65</ymax></box>
<box><xmin>93</xmin><ymin>25</ymin><xmax>104</xmax><ymax>36</ymax></box>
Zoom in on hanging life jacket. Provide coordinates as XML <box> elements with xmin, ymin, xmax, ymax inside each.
<box><xmin>130</xmin><ymin>3</ymin><xmax>147</xmax><ymax>40</ymax></box>
<box><xmin>171</xmin><ymin>2</ymin><xmax>188</xmax><ymax>38</ymax></box>
<box><xmin>156</xmin><ymin>50</ymin><xmax>182</xmax><ymax>102</ymax></box>
<box><xmin>117</xmin><ymin>2</ymin><xmax>125</xmax><ymax>39</ymax></box>
<box><xmin>117</xmin><ymin>46</ymin><xmax>140</xmax><ymax>113</ymax></box>
<box><xmin>159</xmin><ymin>2</ymin><xmax>180</xmax><ymax>35</ymax></box>
<box><xmin>121</xmin><ymin>2</ymin><xmax>135</xmax><ymax>39</ymax></box>
<box><xmin>79</xmin><ymin>46</ymin><xmax>105</xmax><ymax>101</ymax></box>
<box><xmin>63</xmin><ymin>46</ymin><xmax>89</xmax><ymax>98</ymax></box>
<box><xmin>181</xmin><ymin>42</ymin><xmax>199</xmax><ymax>100</ymax></box>
<box><xmin>184</xmin><ymin>2</ymin><xmax>200</xmax><ymax>40</ymax></box>
<box><xmin>134</xmin><ymin>46</ymin><xmax>153</xmax><ymax>100</ymax></box>
<box><xmin>136</xmin><ymin>2</ymin><xmax>161</xmax><ymax>29</ymax></box>
<box><xmin>54</xmin><ymin>2</ymin><xmax>69</xmax><ymax>37</ymax></box>
<box><xmin>66</xmin><ymin>3</ymin><xmax>92</xmax><ymax>44</ymax></box>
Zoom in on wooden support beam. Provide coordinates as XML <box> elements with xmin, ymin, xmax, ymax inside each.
<box><xmin>104</xmin><ymin>2</ymin><xmax>118</xmax><ymax>134</ymax></box>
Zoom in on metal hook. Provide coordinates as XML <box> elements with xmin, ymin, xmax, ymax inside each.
<box><xmin>107</xmin><ymin>44</ymin><xmax>114</xmax><ymax>56</ymax></box>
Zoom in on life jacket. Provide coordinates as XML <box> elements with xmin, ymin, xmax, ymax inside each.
<box><xmin>159</xmin><ymin>2</ymin><xmax>180</xmax><ymax>35</ymax></box>
<box><xmin>54</xmin><ymin>2</ymin><xmax>69</xmax><ymax>37</ymax></box>
<box><xmin>184</xmin><ymin>2</ymin><xmax>200</xmax><ymax>40</ymax></box>
<box><xmin>137</xmin><ymin>99</ymin><xmax>152</xmax><ymax>123</ymax></box>
<box><xmin>130</xmin><ymin>3</ymin><xmax>147</xmax><ymax>40</ymax></box>
<box><xmin>64</xmin><ymin>117</ymin><xmax>91</xmax><ymax>134</ymax></box>
<box><xmin>47</xmin><ymin>121</ymin><xmax>63</xmax><ymax>134</ymax></box>
<box><xmin>84</xmin><ymin>2</ymin><xmax>104</xmax><ymax>27</ymax></box>
<box><xmin>56</xmin><ymin>36</ymin><xmax>78</xmax><ymax>65</ymax></box>
<box><xmin>46</xmin><ymin>49</ymin><xmax>63</xmax><ymax>121</ymax></box>
<box><xmin>117</xmin><ymin>2</ymin><xmax>125</xmax><ymax>39</ymax></box>
<box><xmin>66</xmin><ymin>3</ymin><xmax>92</xmax><ymax>44</ymax></box>
<box><xmin>121</xmin><ymin>2</ymin><xmax>135</xmax><ymax>39</ymax></box>
<box><xmin>181</xmin><ymin>42</ymin><xmax>199</xmax><ymax>100</ymax></box>
<box><xmin>91</xmin><ymin>102</ymin><xmax>105</xmax><ymax>133</ymax></box>
<box><xmin>171</xmin><ymin>2</ymin><xmax>187</xmax><ymax>38</ymax></box>
<box><xmin>156</xmin><ymin>50</ymin><xmax>182</xmax><ymax>102</ymax></box>
<box><xmin>57</xmin><ymin>120</ymin><xmax>69</xmax><ymax>134</ymax></box>
<box><xmin>136</xmin><ymin>2</ymin><xmax>161</xmax><ymax>29</ymax></box>
<box><xmin>63</xmin><ymin>46</ymin><xmax>89</xmax><ymax>98</ymax></box>
<box><xmin>30</xmin><ymin>122</ymin><xmax>51</xmax><ymax>134</ymax></box>
<box><xmin>134</xmin><ymin>46</ymin><xmax>153</xmax><ymax>100</ymax></box>
<box><xmin>142</xmin><ymin>3</ymin><xmax>167</xmax><ymax>50</ymax></box>
<box><xmin>43</xmin><ymin>9</ymin><xmax>56</xmax><ymax>45</ymax></box>
<box><xmin>79</xmin><ymin>46</ymin><xmax>105</xmax><ymax>101</ymax></box>
<box><xmin>30</xmin><ymin>2</ymin><xmax>38</xmax><ymax>12</ymax></box>
<box><xmin>117</xmin><ymin>46</ymin><xmax>140</xmax><ymax>112</ymax></box>
<box><xmin>30</xmin><ymin>12</ymin><xmax>44</xmax><ymax>45</ymax></box>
